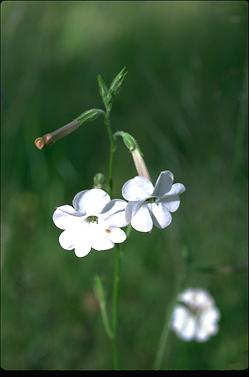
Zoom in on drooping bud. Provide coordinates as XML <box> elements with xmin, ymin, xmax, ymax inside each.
<box><xmin>114</xmin><ymin>131</ymin><xmax>151</xmax><ymax>180</ymax></box>
<box><xmin>131</xmin><ymin>148</ymin><xmax>151</xmax><ymax>180</ymax></box>
<box><xmin>34</xmin><ymin>109</ymin><xmax>104</xmax><ymax>150</ymax></box>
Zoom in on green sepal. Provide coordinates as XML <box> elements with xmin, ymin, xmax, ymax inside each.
<box><xmin>76</xmin><ymin>108</ymin><xmax>104</xmax><ymax>125</ymax></box>
<box><xmin>114</xmin><ymin>131</ymin><xmax>138</xmax><ymax>152</ymax></box>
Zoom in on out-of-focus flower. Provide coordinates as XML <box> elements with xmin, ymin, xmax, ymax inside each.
<box><xmin>121</xmin><ymin>170</ymin><xmax>185</xmax><ymax>232</ymax></box>
<box><xmin>53</xmin><ymin>189</ymin><xmax>128</xmax><ymax>257</ymax></box>
<box><xmin>171</xmin><ymin>288</ymin><xmax>220</xmax><ymax>342</ymax></box>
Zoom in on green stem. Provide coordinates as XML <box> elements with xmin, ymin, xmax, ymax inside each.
<box><xmin>112</xmin><ymin>245</ymin><xmax>121</xmax><ymax>370</ymax></box>
<box><xmin>153</xmin><ymin>291</ymin><xmax>178</xmax><ymax>370</ymax></box>
<box><xmin>153</xmin><ymin>248</ymin><xmax>188</xmax><ymax>370</ymax></box>
<box><xmin>104</xmin><ymin>111</ymin><xmax>115</xmax><ymax>196</ymax></box>
<box><xmin>103</xmin><ymin>109</ymin><xmax>120</xmax><ymax>369</ymax></box>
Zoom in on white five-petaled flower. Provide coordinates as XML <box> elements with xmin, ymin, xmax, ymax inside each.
<box><xmin>121</xmin><ymin>170</ymin><xmax>186</xmax><ymax>232</ymax></box>
<box><xmin>52</xmin><ymin>189</ymin><xmax>128</xmax><ymax>257</ymax></box>
<box><xmin>171</xmin><ymin>288</ymin><xmax>220</xmax><ymax>342</ymax></box>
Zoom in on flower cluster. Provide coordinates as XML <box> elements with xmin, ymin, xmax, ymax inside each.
<box><xmin>53</xmin><ymin>170</ymin><xmax>185</xmax><ymax>257</ymax></box>
<box><xmin>170</xmin><ymin>288</ymin><xmax>220</xmax><ymax>342</ymax></box>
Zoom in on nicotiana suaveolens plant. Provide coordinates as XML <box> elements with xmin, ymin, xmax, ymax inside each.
<box><xmin>34</xmin><ymin>67</ymin><xmax>220</xmax><ymax>370</ymax></box>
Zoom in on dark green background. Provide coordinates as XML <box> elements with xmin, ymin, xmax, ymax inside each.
<box><xmin>1</xmin><ymin>0</ymin><xmax>248</xmax><ymax>370</ymax></box>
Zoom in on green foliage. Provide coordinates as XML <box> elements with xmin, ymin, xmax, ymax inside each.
<box><xmin>97</xmin><ymin>75</ymin><xmax>112</xmax><ymax>112</ymax></box>
<box><xmin>109</xmin><ymin>67</ymin><xmax>128</xmax><ymax>98</ymax></box>
<box><xmin>97</xmin><ymin>67</ymin><xmax>127</xmax><ymax>113</ymax></box>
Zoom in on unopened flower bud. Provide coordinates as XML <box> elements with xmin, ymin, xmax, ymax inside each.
<box><xmin>93</xmin><ymin>173</ymin><xmax>105</xmax><ymax>188</ymax></box>
<box><xmin>114</xmin><ymin>131</ymin><xmax>151</xmax><ymax>180</ymax></box>
<box><xmin>34</xmin><ymin>109</ymin><xmax>104</xmax><ymax>150</ymax></box>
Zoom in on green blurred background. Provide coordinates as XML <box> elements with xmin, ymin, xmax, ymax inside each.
<box><xmin>1</xmin><ymin>0</ymin><xmax>248</xmax><ymax>370</ymax></box>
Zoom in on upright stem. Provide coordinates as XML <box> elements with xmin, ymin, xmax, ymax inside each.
<box><xmin>104</xmin><ymin>110</ymin><xmax>120</xmax><ymax>369</ymax></box>
<box><xmin>104</xmin><ymin>111</ymin><xmax>115</xmax><ymax>196</ymax></box>
<box><xmin>112</xmin><ymin>245</ymin><xmax>121</xmax><ymax>370</ymax></box>
<box><xmin>153</xmin><ymin>286</ymin><xmax>179</xmax><ymax>370</ymax></box>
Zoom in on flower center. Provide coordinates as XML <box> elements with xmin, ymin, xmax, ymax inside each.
<box><xmin>146</xmin><ymin>196</ymin><xmax>157</xmax><ymax>203</ymax></box>
<box><xmin>86</xmin><ymin>215</ymin><xmax>98</xmax><ymax>223</ymax></box>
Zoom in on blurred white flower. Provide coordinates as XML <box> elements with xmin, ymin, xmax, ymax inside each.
<box><xmin>121</xmin><ymin>170</ymin><xmax>185</xmax><ymax>232</ymax></box>
<box><xmin>53</xmin><ymin>189</ymin><xmax>128</xmax><ymax>257</ymax></box>
<box><xmin>171</xmin><ymin>288</ymin><xmax>220</xmax><ymax>342</ymax></box>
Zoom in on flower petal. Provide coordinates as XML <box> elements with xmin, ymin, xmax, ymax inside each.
<box><xmin>122</xmin><ymin>176</ymin><xmax>154</xmax><ymax>201</ymax></box>
<box><xmin>196</xmin><ymin>318</ymin><xmax>218</xmax><ymax>342</ymax></box>
<box><xmin>73</xmin><ymin>189</ymin><xmax>110</xmax><ymax>215</ymax></box>
<box><xmin>179</xmin><ymin>316</ymin><xmax>196</xmax><ymax>341</ymax></box>
<box><xmin>194</xmin><ymin>290</ymin><xmax>214</xmax><ymax>308</ymax></box>
<box><xmin>160</xmin><ymin>195</ymin><xmax>181</xmax><ymax>212</ymax></box>
<box><xmin>179</xmin><ymin>289</ymin><xmax>213</xmax><ymax>308</ymax></box>
<box><xmin>153</xmin><ymin>170</ymin><xmax>174</xmax><ymax>197</ymax></box>
<box><xmin>107</xmin><ymin>211</ymin><xmax>129</xmax><ymax>227</ymax></box>
<box><xmin>178</xmin><ymin>289</ymin><xmax>196</xmax><ymax>306</ymax></box>
<box><xmin>149</xmin><ymin>203</ymin><xmax>172</xmax><ymax>229</ymax></box>
<box><xmin>201</xmin><ymin>308</ymin><xmax>220</xmax><ymax>325</ymax></box>
<box><xmin>89</xmin><ymin>223</ymin><xmax>114</xmax><ymax>251</ymax></box>
<box><xmin>107</xmin><ymin>227</ymin><xmax>127</xmax><ymax>243</ymax></box>
<box><xmin>164</xmin><ymin>183</ymin><xmax>186</xmax><ymax>196</ymax></box>
<box><xmin>171</xmin><ymin>305</ymin><xmax>196</xmax><ymax>341</ymax></box>
<box><xmin>130</xmin><ymin>204</ymin><xmax>153</xmax><ymax>232</ymax></box>
<box><xmin>74</xmin><ymin>239</ymin><xmax>92</xmax><ymax>257</ymax></box>
<box><xmin>91</xmin><ymin>235</ymin><xmax>114</xmax><ymax>251</ymax></box>
<box><xmin>101</xmin><ymin>199</ymin><xmax>127</xmax><ymax>216</ymax></box>
<box><xmin>171</xmin><ymin>306</ymin><xmax>189</xmax><ymax>332</ymax></box>
<box><xmin>53</xmin><ymin>205</ymin><xmax>82</xmax><ymax>230</ymax></box>
<box><xmin>59</xmin><ymin>230</ymin><xmax>75</xmax><ymax>250</ymax></box>
<box><xmin>100</xmin><ymin>199</ymin><xmax>128</xmax><ymax>227</ymax></box>
<box><xmin>125</xmin><ymin>201</ymin><xmax>144</xmax><ymax>223</ymax></box>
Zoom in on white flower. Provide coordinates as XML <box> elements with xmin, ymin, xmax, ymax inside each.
<box><xmin>171</xmin><ymin>288</ymin><xmax>220</xmax><ymax>342</ymax></box>
<box><xmin>52</xmin><ymin>188</ymin><xmax>128</xmax><ymax>257</ymax></box>
<box><xmin>121</xmin><ymin>170</ymin><xmax>185</xmax><ymax>232</ymax></box>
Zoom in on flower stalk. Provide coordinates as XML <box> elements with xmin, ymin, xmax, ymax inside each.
<box><xmin>153</xmin><ymin>247</ymin><xmax>188</xmax><ymax>370</ymax></box>
<box><xmin>104</xmin><ymin>111</ymin><xmax>115</xmax><ymax>197</ymax></box>
<box><xmin>112</xmin><ymin>245</ymin><xmax>121</xmax><ymax>370</ymax></box>
<box><xmin>96</xmin><ymin>68</ymin><xmax>128</xmax><ymax>370</ymax></box>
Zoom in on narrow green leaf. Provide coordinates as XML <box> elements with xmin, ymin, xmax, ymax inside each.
<box><xmin>109</xmin><ymin>66</ymin><xmax>128</xmax><ymax>97</ymax></box>
<box><xmin>97</xmin><ymin>74</ymin><xmax>112</xmax><ymax>111</ymax></box>
<box><xmin>94</xmin><ymin>275</ymin><xmax>113</xmax><ymax>339</ymax></box>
